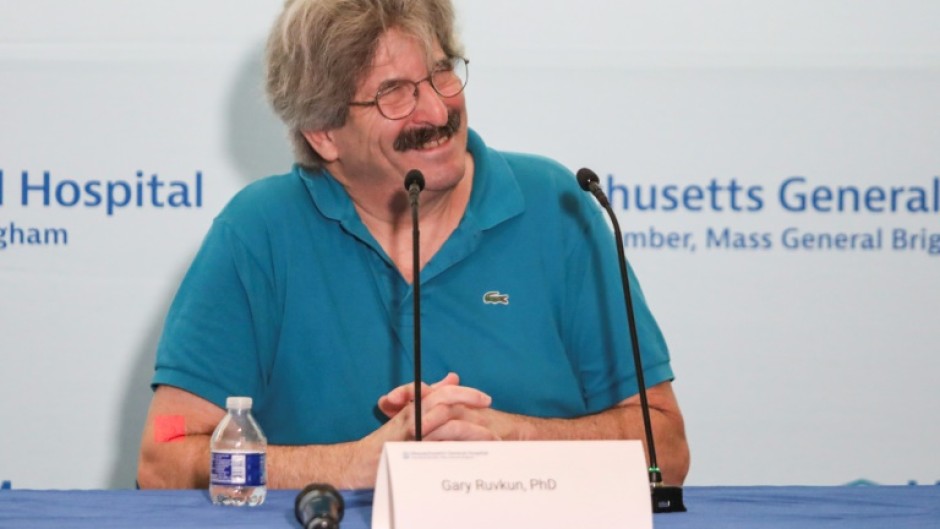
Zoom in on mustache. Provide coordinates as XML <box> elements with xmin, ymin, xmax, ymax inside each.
<box><xmin>393</xmin><ymin>110</ymin><xmax>462</xmax><ymax>152</ymax></box>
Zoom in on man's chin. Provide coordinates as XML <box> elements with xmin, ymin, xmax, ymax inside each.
<box><xmin>421</xmin><ymin>160</ymin><xmax>470</xmax><ymax>194</ymax></box>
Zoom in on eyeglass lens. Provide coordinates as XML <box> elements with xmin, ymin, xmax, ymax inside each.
<box><xmin>377</xmin><ymin>58</ymin><xmax>468</xmax><ymax>119</ymax></box>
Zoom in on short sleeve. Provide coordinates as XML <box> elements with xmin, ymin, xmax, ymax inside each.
<box><xmin>151</xmin><ymin>218</ymin><xmax>280</xmax><ymax>408</ymax></box>
<box><xmin>564</xmin><ymin>199</ymin><xmax>674</xmax><ymax>413</ymax></box>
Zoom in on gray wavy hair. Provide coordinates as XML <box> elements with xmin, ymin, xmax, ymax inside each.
<box><xmin>265</xmin><ymin>0</ymin><xmax>464</xmax><ymax>170</ymax></box>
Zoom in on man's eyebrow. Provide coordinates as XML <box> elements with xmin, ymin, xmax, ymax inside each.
<box><xmin>374</xmin><ymin>77</ymin><xmax>409</xmax><ymax>94</ymax></box>
<box><xmin>373</xmin><ymin>58</ymin><xmax>451</xmax><ymax>91</ymax></box>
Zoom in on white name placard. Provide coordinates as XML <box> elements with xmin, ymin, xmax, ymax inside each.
<box><xmin>372</xmin><ymin>440</ymin><xmax>651</xmax><ymax>529</ymax></box>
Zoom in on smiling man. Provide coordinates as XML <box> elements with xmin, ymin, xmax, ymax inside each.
<box><xmin>137</xmin><ymin>0</ymin><xmax>689</xmax><ymax>490</ymax></box>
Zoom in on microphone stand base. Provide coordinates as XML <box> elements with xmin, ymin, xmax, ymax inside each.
<box><xmin>652</xmin><ymin>485</ymin><xmax>687</xmax><ymax>513</ymax></box>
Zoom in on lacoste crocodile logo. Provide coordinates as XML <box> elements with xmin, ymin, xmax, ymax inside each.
<box><xmin>483</xmin><ymin>291</ymin><xmax>509</xmax><ymax>305</ymax></box>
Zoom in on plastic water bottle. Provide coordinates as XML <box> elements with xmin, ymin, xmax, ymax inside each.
<box><xmin>210</xmin><ymin>396</ymin><xmax>267</xmax><ymax>506</ymax></box>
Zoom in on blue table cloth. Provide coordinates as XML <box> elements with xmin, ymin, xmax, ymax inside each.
<box><xmin>1</xmin><ymin>486</ymin><xmax>937</xmax><ymax>528</ymax></box>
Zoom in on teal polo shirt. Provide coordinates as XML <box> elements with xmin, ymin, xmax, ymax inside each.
<box><xmin>152</xmin><ymin>129</ymin><xmax>673</xmax><ymax>445</ymax></box>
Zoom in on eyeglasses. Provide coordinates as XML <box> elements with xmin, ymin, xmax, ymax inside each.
<box><xmin>348</xmin><ymin>57</ymin><xmax>469</xmax><ymax>120</ymax></box>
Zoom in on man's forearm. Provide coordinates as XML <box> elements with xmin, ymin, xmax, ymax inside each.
<box><xmin>138</xmin><ymin>434</ymin><xmax>213</xmax><ymax>489</ymax></box>
<box><xmin>268</xmin><ymin>436</ymin><xmax>382</xmax><ymax>489</ymax></box>
<box><xmin>505</xmin><ymin>403</ymin><xmax>690</xmax><ymax>485</ymax></box>
<box><xmin>138</xmin><ymin>435</ymin><xmax>382</xmax><ymax>490</ymax></box>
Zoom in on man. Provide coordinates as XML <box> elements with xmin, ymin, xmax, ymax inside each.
<box><xmin>137</xmin><ymin>0</ymin><xmax>689</xmax><ymax>490</ymax></box>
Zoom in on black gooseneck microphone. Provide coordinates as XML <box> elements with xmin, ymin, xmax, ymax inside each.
<box><xmin>576</xmin><ymin>167</ymin><xmax>686</xmax><ymax>513</ymax></box>
<box><xmin>404</xmin><ymin>169</ymin><xmax>426</xmax><ymax>441</ymax></box>
<box><xmin>295</xmin><ymin>483</ymin><xmax>345</xmax><ymax>529</ymax></box>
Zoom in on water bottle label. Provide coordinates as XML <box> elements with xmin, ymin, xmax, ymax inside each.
<box><xmin>211</xmin><ymin>451</ymin><xmax>266</xmax><ymax>486</ymax></box>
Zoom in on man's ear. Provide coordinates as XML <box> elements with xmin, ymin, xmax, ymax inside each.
<box><xmin>302</xmin><ymin>130</ymin><xmax>339</xmax><ymax>162</ymax></box>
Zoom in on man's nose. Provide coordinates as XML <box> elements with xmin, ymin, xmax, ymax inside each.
<box><xmin>410</xmin><ymin>80</ymin><xmax>450</xmax><ymax>125</ymax></box>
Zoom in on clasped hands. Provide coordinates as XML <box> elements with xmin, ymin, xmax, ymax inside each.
<box><xmin>375</xmin><ymin>372</ymin><xmax>533</xmax><ymax>442</ymax></box>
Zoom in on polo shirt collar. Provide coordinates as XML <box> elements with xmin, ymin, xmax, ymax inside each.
<box><xmin>463</xmin><ymin>128</ymin><xmax>526</xmax><ymax>230</ymax></box>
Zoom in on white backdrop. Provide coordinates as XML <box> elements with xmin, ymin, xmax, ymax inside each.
<box><xmin>1</xmin><ymin>1</ymin><xmax>938</xmax><ymax>489</ymax></box>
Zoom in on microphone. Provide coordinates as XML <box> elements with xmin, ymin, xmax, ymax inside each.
<box><xmin>404</xmin><ymin>169</ymin><xmax>425</xmax><ymax>441</ymax></box>
<box><xmin>576</xmin><ymin>168</ymin><xmax>609</xmax><ymax>208</ymax></box>
<box><xmin>295</xmin><ymin>483</ymin><xmax>345</xmax><ymax>529</ymax></box>
<box><xmin>576</xmin><ymin>167</ymin><xmax>686</xmax><ymax>513</ymax></box>
<box><xmin>405</xmin><ymin>168</ymin><xmax>425</xmax><ymax>205</ymax></box>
